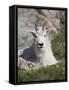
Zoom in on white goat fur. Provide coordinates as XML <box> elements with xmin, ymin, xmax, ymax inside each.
<box><xmin>31</xmin><ymin>26</ymin><xmax>58</xmax><ymax>66</ymax></box>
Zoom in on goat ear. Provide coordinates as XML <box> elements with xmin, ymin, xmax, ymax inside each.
<box><xmin>31</xmin><ymin>32</ymin><xmax>37</xmax><ymax>38</ymax></box>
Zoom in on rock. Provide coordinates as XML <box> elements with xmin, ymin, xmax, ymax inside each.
<box><xmin>18</xmin><ymin>56</ymin><xmax>43</xmax><ymax>70</ymax></box>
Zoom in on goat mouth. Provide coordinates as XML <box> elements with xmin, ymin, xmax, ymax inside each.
<box><xmin>38</xmin><ymin>46</ymin><xmax>43</xmax><ymax>48</ymax></box>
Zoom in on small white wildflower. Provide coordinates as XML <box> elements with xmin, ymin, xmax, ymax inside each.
<box><xmin>63</xmin><ymin>67</ymin><xmax>65</xmax><ymax>70</ymax></box>
<box><xmin>56</xmin><ymin>64</ymin><xmax>59</xmax><ymax>68</ymax></box>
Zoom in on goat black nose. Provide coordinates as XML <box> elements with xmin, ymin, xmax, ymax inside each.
<box><xmin>38</xmin><ymin>43</ymin><xmax>44</xmax><ymax>46</ymax></box>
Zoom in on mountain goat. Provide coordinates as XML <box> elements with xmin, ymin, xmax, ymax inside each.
<box><xmin>19</xmin><ymin>22</ymin><xmax>59</xmax><ymax>67</ymax></box>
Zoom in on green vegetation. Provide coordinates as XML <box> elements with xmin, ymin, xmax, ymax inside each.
<box><xmin>17</xmin><ymin>27</ymin><xmax>65</xmax><ymax>82</ymax></box>
<box><xmin>18</xmin><ymin>63</ymin><xmax>65</xmax><ymax>82</ymax></box>
<box><xmin>52</xmin><ymin>27</ymin><xmax>65</xmax><ymax>60</ymax></box>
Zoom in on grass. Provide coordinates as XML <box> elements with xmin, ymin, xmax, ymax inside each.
<box><xmin>52</xmin><ymin>27</ymin><xmax>65</xmax><ymax>60</ymax></box>
<box><xmin>18</xmin><ymin>63</ymin><xmax>65</xmax><ymax>82</ymax></box>
<box><xmin>17</xmin><ymin>27</ymin><xmax>65</xmax><ymax>82</ymax></box>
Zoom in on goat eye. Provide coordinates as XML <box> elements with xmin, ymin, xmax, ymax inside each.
<box><xmin>44</xmin><ymin>35</ymin><xmax>46</xmax><ymax>37</ymax></box>
<box><xmin>35</xmin><ymin>35</ymin><xmax>37</xmax><ymax>38</ymax></box>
